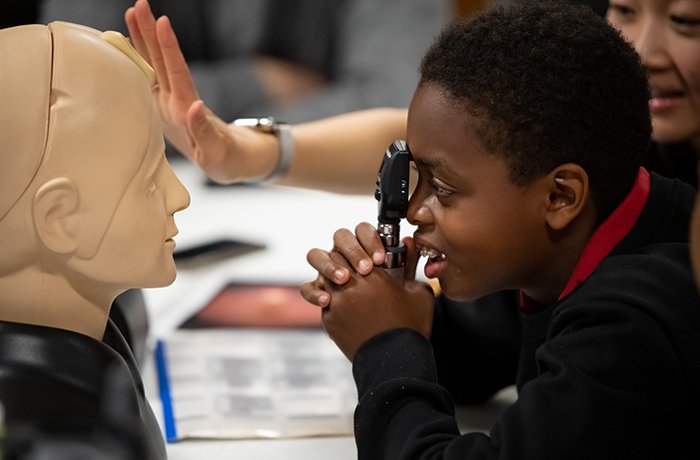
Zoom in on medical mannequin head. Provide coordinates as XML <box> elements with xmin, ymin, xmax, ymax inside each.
<box><xmin>0</xmin><ymin>22</ymin><xmax>190</xmax><ymax>339</ymax></box>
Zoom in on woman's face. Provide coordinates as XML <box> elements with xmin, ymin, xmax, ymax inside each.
<box><xmin>608</xmin><ymin>0</ymin><xmax>700</xmax><ymax>145</ymax></box>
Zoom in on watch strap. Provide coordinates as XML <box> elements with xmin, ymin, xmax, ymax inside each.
<box><xmin>266</xmin><ymin>123</ymin><xmax>292</xmax><ymax>181</ymax></box>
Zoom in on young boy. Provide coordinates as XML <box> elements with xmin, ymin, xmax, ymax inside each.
<box><xmin>302</xmin><ymin>2</ymin><xmax>700</xmax><ymax>459</ymax></box>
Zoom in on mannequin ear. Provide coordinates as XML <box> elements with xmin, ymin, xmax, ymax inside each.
<box><xmin>32</xmin><ymin>177</ymin><xmax>81</xmax><ymax>254</ymax></box>
<box><xmin>544</xmin><ymin>163</ymin><xmax>589</xmax><ymax>232</ymax></box>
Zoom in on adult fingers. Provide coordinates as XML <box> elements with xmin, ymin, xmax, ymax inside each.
<box><xmin>133</xmin><ymin>0</ymin><xmax>170</xmax><ymax>92</ymax></box>
<box><xmin>125</xmin><ymin>7</ymin><xmax>151</xmax><ymax>63</ymax></box>
<box><xmin>155</xmin><ymin>15</ymin><xmax>198</xmax><ymax>104</ymax></box>
<box><xmin>186</xmin><ymin>100</ymin><xmax>208</xmax><ymax>155</ymax></box>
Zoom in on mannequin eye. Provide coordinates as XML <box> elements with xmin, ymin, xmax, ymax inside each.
<box><xmin>147</xmin><ymin>182</ymin><xmax>157</xmax><ymax>194</ymax></box>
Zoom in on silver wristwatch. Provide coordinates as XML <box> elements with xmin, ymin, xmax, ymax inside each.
<box><xmin>233</xmin><ymin>116</ymin><xmax>293</xmax><ymax>181</ymax></box>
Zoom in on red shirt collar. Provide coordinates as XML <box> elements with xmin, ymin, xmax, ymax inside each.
<box><xmin>520</xmin><ymin>167</ymin><xmax>651</xmax><ymax>314</ymax></box>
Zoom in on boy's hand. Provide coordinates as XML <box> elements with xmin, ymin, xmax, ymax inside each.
<box><xmin>303</xmin><ymin>222</ymin><xmax>387</xmax><ymax>306</ymax></box>
<box><xmin>125</xmin><ymin>0</ymin><xmax>278</xmax><ymax>183</ymax></box>
<box><xmin>301</xmin><ymin>223</ymin><xmax>435</xmax><ymax>361</ymax></box>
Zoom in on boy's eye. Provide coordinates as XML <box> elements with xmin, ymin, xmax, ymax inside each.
<box><xmin>429</xmin><ymin>178</ymin><xmax>453</xmax><ymax>198</ymax></box>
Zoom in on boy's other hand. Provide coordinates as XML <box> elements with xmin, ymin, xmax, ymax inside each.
<box><xmin>301</xmin><ymin>223</ymin><xmax>434</xmax><ymax>361</ymax></box>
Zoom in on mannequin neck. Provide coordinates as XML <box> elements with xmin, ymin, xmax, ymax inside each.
<box><xmin>0</xmin><ymin>265</ymin><xmax>114</xmax><ymax>340</ymax></box>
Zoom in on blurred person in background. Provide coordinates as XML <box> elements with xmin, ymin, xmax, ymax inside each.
<box><xmin>608</xmin><ymin>0</ymin><xmax>700</xmax><ymax>187</ymax></box>
<box><xmin>41</xmin><ymin>0</ymin><xmax>447</xmax><ymax>124</ymax></box>
<box><xmin>493</xmin><ymin>0</ymin><xmax>608</xmax><ymax>17</ymax></box>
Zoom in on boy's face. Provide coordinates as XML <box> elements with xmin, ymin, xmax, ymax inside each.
<box><xmin>607</xmin><ymin>0</ymin><xmax>700</xmax><ymax>145</ymax></box>
<box><xmin>406</xmin><ymin>83</ymin><xmax>553</xmax><ymax>301</ymax></box>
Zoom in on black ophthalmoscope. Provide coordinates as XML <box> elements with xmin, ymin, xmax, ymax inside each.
<box><xmin>374</xmin><ymin>140</ymin><xmax>411</xmax><ymax>284</ymax></box>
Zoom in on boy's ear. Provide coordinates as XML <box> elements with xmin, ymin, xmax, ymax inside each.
<box><xmin>32</xmin><ymin>177</ymin><xmax>82</xmax><ymax>254</ymax></box>
<box><xmin>544</xmin><ymin>163</ymin><xmax>589</xmax><ymax>231</ymax></box>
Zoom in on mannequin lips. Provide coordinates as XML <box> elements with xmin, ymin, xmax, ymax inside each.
<box><xmin>165</xmin><ymin>231</ymin><xmax>178</xmax><ymax>247</ymax></box>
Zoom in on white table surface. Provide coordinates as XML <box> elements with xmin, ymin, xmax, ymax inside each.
<box><xmin>140</xmin><ymin>157</ymin><xmax>514</xmax><ymax>460</ymax></box>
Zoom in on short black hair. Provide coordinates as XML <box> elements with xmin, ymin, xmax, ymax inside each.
<box><xmin>419</xmin><ymin>1</ymin><xmax>650</xmax><ymax>221</ymax></box>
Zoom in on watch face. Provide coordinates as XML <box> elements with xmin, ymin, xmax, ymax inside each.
<box><xmin>233</xmin><ymin>117</ymin><xmax>276</xmax><ymax>133</ymax></box>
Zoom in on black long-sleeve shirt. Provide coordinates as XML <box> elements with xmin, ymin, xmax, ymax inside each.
<box><xmin>352</xmin><ymin>172</ymin><xmax>700</xmax><ymax>459</ymax></box>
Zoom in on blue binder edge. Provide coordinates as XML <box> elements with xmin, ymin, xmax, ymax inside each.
<box><xmin>155</xmin><ymin>339</ymin><xmax>178</xmax><ymax>442</ymax></box>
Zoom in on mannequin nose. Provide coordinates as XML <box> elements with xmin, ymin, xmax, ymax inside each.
<box><xmin>165</xmin><ymin>166</ymin><xmax>190</xmax><ymax>214</ymax></box>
